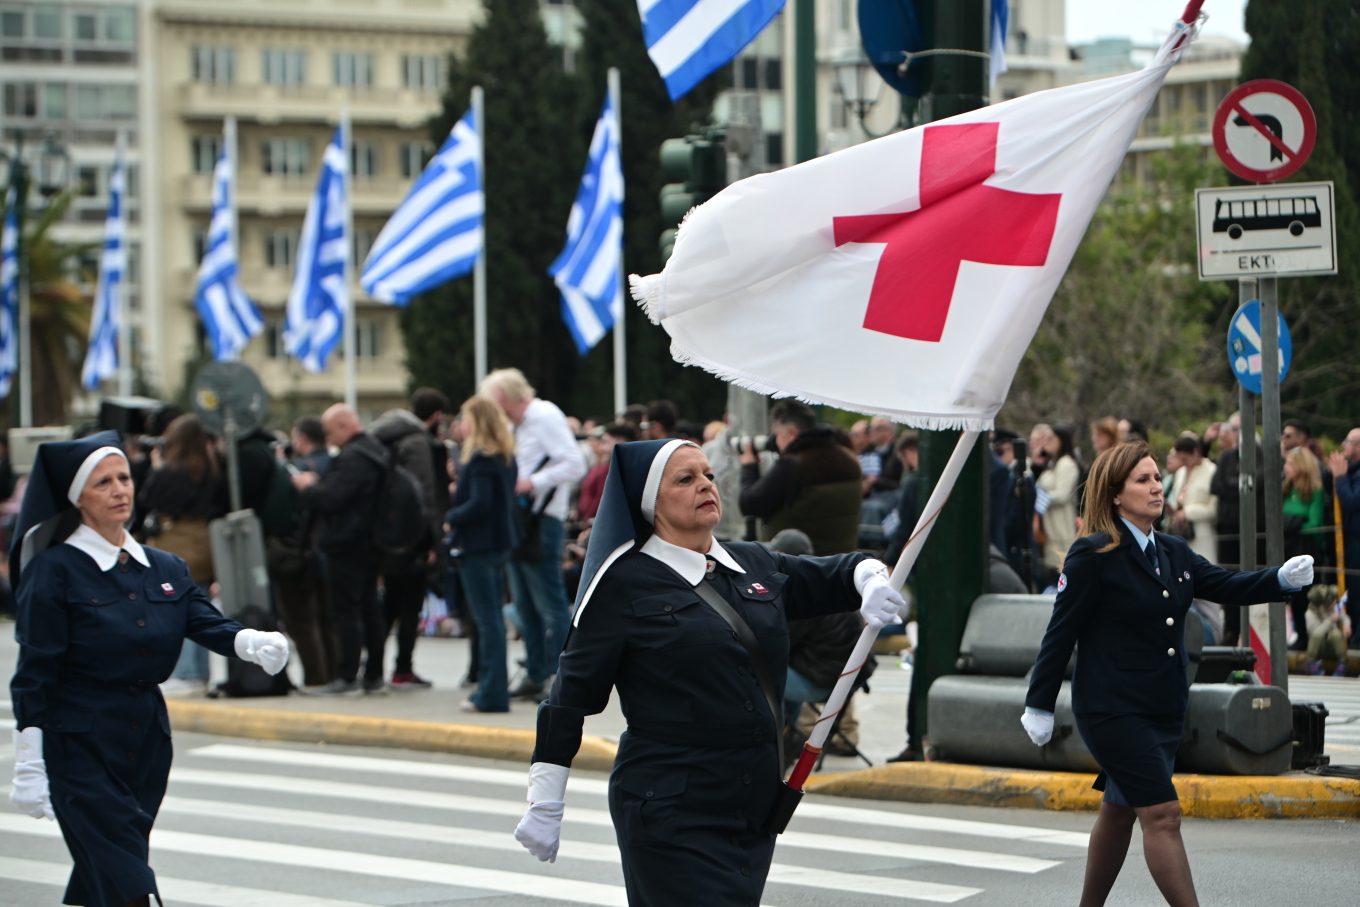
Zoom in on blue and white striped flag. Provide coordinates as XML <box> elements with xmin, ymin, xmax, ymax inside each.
<box><xmin>550</xmin><ymin>92</ymin><xmax>624</xmax><ymax>355</ymax></box>
<box><xmin>82</xmin><ymin>143</ymin><xmax>127</xmax><ymax>390</ymax></box>
<box><xmin>639</xmin><ymin>0</ymin><xmax>784</xmax><ymax>101</ymax></box>
<box><xmin>361</xmin><ymin>109</ymin><xmax>481</xmax><ymax>304</ymax></box>
<box><xmin>0</xmin><ymin>187</ymin><xmax>17</xmax><ymax>399</ymax></box>
<box><xmin>194</xmin><ymin>146</ymin><xmax>263</xmax><ymax>361</ymax></box>
<box><xmin>285</xmin><ymin>127</ymin><xmax>348</xmax><ymax>373</ymax></box>
<box><xmin>990</xmin><ymin>0</ymin><xmax>1009</xmax><ymax>93</ymax></box>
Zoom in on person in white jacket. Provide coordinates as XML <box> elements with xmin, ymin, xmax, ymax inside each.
<box><xmin>1168</xmin><ymin>435</ymin><xmax>1218</xmax><ymax>564</ymax></box>
<box><xmin>1034</xmin><ymin>424</ymin><xmax>1080</xmax><ymax>583</ymax></box>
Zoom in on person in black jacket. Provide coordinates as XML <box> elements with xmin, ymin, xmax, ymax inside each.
<box><xmin>1023</xmin><ymin>440</ymin><xmax>1313</xmax><ymax>907</ymax></box>
<box><xmin>445</xmin><ymin>396</ymin><xmax>521</xmax><ymax>713</ymax></box>
<box><xmin>513</xmin><ymin>440</ymin><xmax>903</xmax><ymax>905</ymax></box>
<box><xmin>291</xmin><ymin>405</ymin><xmax>387</xmax><ymax>696</ymax></box>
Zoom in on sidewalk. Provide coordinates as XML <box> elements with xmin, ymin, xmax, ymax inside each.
<box><xmin>4</xmin><ymin>624</ymin><xmax>1358</xmax><ymax>817</ymax></box>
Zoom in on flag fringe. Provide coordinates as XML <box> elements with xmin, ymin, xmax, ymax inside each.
<box><xmin>629</xmin><ymin>273</ymin><xmax>663</xmax><ymax>324</ymax></box>
<box><xmin>667</xmin><ymin>341</ymin><xmax>995</xmax><ymax>431</ymax></box>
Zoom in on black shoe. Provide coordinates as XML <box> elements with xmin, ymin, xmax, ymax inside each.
<box><xmin>508</xmin><ymin>677</ymin><xmax>543</xmax><ymax>699</ymax></box>
<box><xmin>362</xmin><ymin>677</ymin><xmax>388</xmax><ymax>695</ymax></box>
<box><xmin>886</xmin><ymin>746</ymin><xmax>917</xmax><ymax>763</ymax></box>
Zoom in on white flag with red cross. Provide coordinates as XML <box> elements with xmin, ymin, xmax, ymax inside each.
<box><xmin>631</xmin><ymin>15</ymin><xmax>1203</xmax><ymax>430</ymax></box>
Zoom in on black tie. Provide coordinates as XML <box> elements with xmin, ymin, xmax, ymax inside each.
<box><xmin>1144</xmin><ymin>540</ymin><xmax>1159</xmax><ymax>576</ymax></box>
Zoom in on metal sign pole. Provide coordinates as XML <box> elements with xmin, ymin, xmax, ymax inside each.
<box><xmin>1259</xmin><ymin>276</ymin><xmax>1287</xmax><ymax>693</ymax></box>
<box><xmin>1237</xmin><ymin>279</ymin><xmax>1257</xmax><ymax>651</ymax></box>
<box><xmin>471</xmin><ymin>86</ymin><xmax>487</xmax><ymax>388</ymax></box>
<box><xmin>608</xmin><ymin>67</ymin><xmax>627</xmax><ymax>417</ymax></box>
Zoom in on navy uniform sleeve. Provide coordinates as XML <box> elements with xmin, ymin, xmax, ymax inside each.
<box><xmin>1186</xmin><ymin>548</ymin><xmax>1285</xmax><ymax>606</ymax></box>
<box><xmin>185</xmin><ymin>586</ymin><xmax>245</xmax><ymax>657</ymax></box>
<box><xmin>531</xmin><ymin>572</ymin><xmax>628</xmax><ymax>768</ymax></box>
<box><xmin>1026</xmin><ymin>538</ymin><xmax>1101</xmax><ymax>713</ymax></box>
<box><xmin>9</xmin><ymin>554</ymin><xmax>70</xmax><ymax>731</ymax></box>
<box><xmin>767</xmin><ymin>549</ymin><xmax>868</xmax><ymax>622</ymax></box>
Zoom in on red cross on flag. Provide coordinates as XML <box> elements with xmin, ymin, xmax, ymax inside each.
<box><xmin>631</xmin><ymin>15</ymin><xmax>1203</xmax><ymax>429</ymax></box>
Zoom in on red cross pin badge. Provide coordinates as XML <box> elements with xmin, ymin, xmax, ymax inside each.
<box><xmin>161</xmin><ymin>583</ymin><xmax>175</xmax><ymax>594</ymax></box>
<box><xmin>752</xmin><ymin>582</ymin><xmax>767</xmax><ymax>593</ymax></box>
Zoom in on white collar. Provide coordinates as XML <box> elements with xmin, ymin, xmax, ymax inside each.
<box><xmin>64</xmin><ymin>523</ymin><xmax>150</xmax><ymax>572</ymax></box>
<box><xmin>1120</xmin><ymin>517</ymin><xmax>1155</xmax><ymax>552</ymax></box>
<box><xmin>640</xmin><ymin>533</ymin><xmax>745</xmax><ymax>585</ymax></box>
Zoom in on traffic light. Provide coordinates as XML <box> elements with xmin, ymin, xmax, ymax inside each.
<box><xmin>658</xmin><ymin>128</ymin><xmax>727</xmax><ymax>262</ymax></box>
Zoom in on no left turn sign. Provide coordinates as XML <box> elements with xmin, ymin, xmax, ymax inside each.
<box><xmin>1213</xmin><ymin>80</ymin><xmax>1316</xmax><ymax>183</ymax></box>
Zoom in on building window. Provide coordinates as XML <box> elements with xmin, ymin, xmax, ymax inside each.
<box><xmin>34</xmin><ymin>7</ymin><xmax>61</xmax><ymax>39</ymax></box>
<box><xmin>356</xmin><ymin>318</ymin><xmax>383</xmax><ymax>359</ymax></box>
<box><xmin>765</xmin><ymin>132</ymin><xmax>784</xmax><ymax>167</ymax></box>
<box><xmin>104</xmin><ymin>7</ymin><xmax>135</xmax><ymax>43</ymax></box>
<box><xmin>400</xmin><ymin>142</ymin><xmax>431</xmax><ymax>178</ymax></box>
<box><xmin>333</xmin><ymin>52</ymin><xmax>373</xmax><ymax>88</ymax></box>
<box><xmin>193</xmin><ymin>46</ymin><xmax>236</xmax><ymax>84</ymax></box>
<box><xmin>263</xmin><ymin>48</ymin><xmax>307</xmax><ymax>86</ymax></box>
<box><xmin>77</xmin><ymin>166</ymin><xmax>100</xmax><ymax>197</ymax></box>
<box><xmin>352</xmin><ymin>141</ymin><xmax>378</xmax><ymax>178</ymax></box>
<box><xmin>262</xmin><ymin>138</ymin><xmax>309</xmax><ymax>175</ymax></box>
<box><xmin>739</xmin><ymin>58</ymin><xmax>758</xmax><ymax>90</ymax></box>
<box><xmin>402</xmin><ymin>54</ymin><xmax>443</xmax><ymax>90</ymax></box>
<box><xmin>193</xmin><ymin>228</ymin><xmax>208</xmax><ymax>264</ymax></box>
<box><xmin>265</xmin><ymin>319</ymin><xmax>286</xmax><ymax>359</ymax></box>
<box><xmin>42</xmin><ymin>83</ymin><xmax>65</xmax><ymax>119</ymax></box>
<box><xmin>1</xmin><ymin>10</ymin><xmax>23</xmax><ymax>37</ymax></box>
<box><xmin>3</xmin><ymin>84</ymin><xmax>37</xmax><ymax>118</ymax></box>
<box><xmin>764</xmin><ymin>59</ymin><xmax>782</xmax><ymax>91</ymax></box>
<box><xmin>264</xmin><ymin>230</ymin><xmax>300</xmax><ymax>269</ymax></box>
<box><xmin>191</xmin><ymin>136</ymin><xmax>221</xmax><ymax>174</ymax></box>
<box><xmin>354</xmin><ymin>228</ymin><xmax>376</xmax><ymax>266</ymax></box>
<box><xmin>829</xmin><ymin>96</ymin><xmax>847</xmax><ymax>130</ymax></box>
<box><xmin>73</xmin><ymin>84</ymin><xmax>135</xmax><ymax>119</ymax></box>
<box><xmin>74</xmin><ymin>12</ymin><xmax>97</xmax><ymax>41</ymax></box>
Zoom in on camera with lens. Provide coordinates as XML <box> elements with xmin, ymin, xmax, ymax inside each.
<box><xmin>727</xmin><ymin>434</ymin><xmax>778</xmax><ymax>455</ymax></box>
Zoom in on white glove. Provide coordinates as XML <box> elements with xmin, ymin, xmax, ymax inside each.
<box><xmin>855</xmin><ymin>560</ymin><xmax>905</xmax><ymax>631</ymax></box>
<box><xmin>1021</xmin><ymin>710</ymin><xmax>1054</xmax><ymax>747</ymax></box>
<box><xmin>515</xmin><ymin>800</ymin><xmax>564</xmax><ymax>862</ymax></box>
<box><xmin>234</xmin><ymin>629</ymin><xmax>290</xmax><ymax>675</ymax></box>
<box><xmin>1279</xmin><ymin>555</ymin><xmax>1314</xmax><ymax>590</ymax></box>
<box><xmin>515</xmin><ymin>761</ymin><xmax>569</xmax><ymax>862</ymax></box>
<box><xmin>11</xmin><ymin>728</ymin><xmax>55</xmax><ymax>820</ymax></box>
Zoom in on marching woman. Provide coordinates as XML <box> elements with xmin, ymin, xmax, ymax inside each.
<box><xmin>8</xmin><ymin>432</ymin><xmax>290</xmax><ymax>907</ymax></box>
<box><xmin>1023</xmin><ymin>441</ymin><xmax>1312</xmax><ymax>907</ymax></box>
<box><xmin>514</xmin><ymin>439</ymin><xmax>903</xmax><ymax>905</ymax></box>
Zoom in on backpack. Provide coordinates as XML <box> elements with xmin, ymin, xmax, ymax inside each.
<box><xmin>218</xmin><ymin>604</ymin><xmax>294</xmax><ymax>698</ymax></box>
<box><xmin>355</xmin><ymin>443</ymin><xmax>428</xmax><ymax>556</ymax></box>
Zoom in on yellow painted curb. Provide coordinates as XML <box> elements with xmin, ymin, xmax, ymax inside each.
<box><xmin>802</xmin><ymin>762</ymin><xmax>1360</xmax><ymax>819</ymax></box>
<box><xmin>164</xmin><ymin>701</ymin><xmax>619</xmax><ymax>772</ymax></box>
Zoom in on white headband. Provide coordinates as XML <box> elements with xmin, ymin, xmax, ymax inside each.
<box><xmin>68</xmin><ymin>447</ymin><xmax>128</xmax><ymax>505</ymax></box>
<box><xmin>640</xmin><ymin>440</ymin><xmax>697</xmax><ymax>525</ymax></box>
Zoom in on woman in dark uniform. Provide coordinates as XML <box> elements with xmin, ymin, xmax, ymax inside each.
<box><xmin>8</xmin><ymin>432</ymin><xmax>290</xmax><ymax>907</ymax></box>
<box><xmin>1023</xmin><ymin>440</ymin><xmax>1312</xmax><ymax>907</ymax></box>
<box><xmin>513</xmin><ymin>439</ymin><xmax>902</xmax><ymax>905</ymax></box>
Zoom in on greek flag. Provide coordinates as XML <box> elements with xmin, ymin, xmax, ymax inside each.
<box><xmin>286</xmin><ymin>127</ymin><xmax>348</xmax><ymax>372</ymax></box>
<box><xmin>81</xmin><ymin>145</ymin><xmax>127</xmax><ymax>389</ymax></box>
<box><xmin>194</xmin><ymin>147</ymin><xmax>263</xmax><ymax>361</ymax></box>
<box><xmin>0</xmin><ymin>187</ymin><xmax>17</xmax><ymax>399</ymax></box>
<box><xmin>990</xmin><ymin>0</ymin><xmax>1009</xmax><ymax>92</ymax></box>
<box><xmin>361</xmin><ymin>109</ymin><xmax>481</xmax><ymax>304</ymax></box>
<box><xmin>639</xmin><ymin>0</ymin><xmax>784</xmax><ymax>101</ymax></box>
<box><xmin>549</xmin><ymin>92</ymin><xmax>623</xmax><ymax>355</ymax></box>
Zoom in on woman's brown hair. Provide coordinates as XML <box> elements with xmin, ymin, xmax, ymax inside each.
<box><xmin>1080</xmin><ymin>440</ymin><xmax>1154</xmax><ymax>553</ymax></box>
<box><xmin>1284</xmin><ymin>447</ymin><xmax>1321</xmax><ymax>503</ymax></box>
<box><xmin>162</xmin><ymin>413</ymin><xmax>217</xmax><ymax>484</ymax></box>
<box><xmin>460</xmin><ymin>395</ymin><xmax>516</xmax><ymax>465</ymax></box>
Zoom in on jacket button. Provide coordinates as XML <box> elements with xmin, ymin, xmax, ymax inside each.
<box><xmin>737</xmin><ymin>665</ymin><xmax>748</xmax><ymax>676</ymax></box>
<box><xmin>731</xmin><ymin>630</ymin><xmax>739</xmax><ymax>640</ymax></box>
<box><xmin>662</xmin><ymin>604</ymin><xmax>672</xmax><ymax>612</ymax></box>
<box><xmin>745</xmin><ymin>701</ymin><xmax>754</xmax><ymax>711</ymax></box>
<box><xmin>742</xmin><ymin>773</ymin><xmax>751</xmax><ymax>784</ymax></box>
<box><xmin>130</xmin><ymin>720</ymin><xmax>140</xmax><ymax>730</ymax></box>
<box><xmin>1166</xmin><ymin>617</ymin><xmax>1174</xmax><ymax>626</ymax></box>
<box><xmin>645</xmin><ymin>789</ymin><xmax>654</xmax><ymax>798</ymax></box>
<box><xmin>741</xmin><ymin>866</ymin><xmax>751</xmax><ymax>877</ymax></box>
<box><xmin>128</xmin><ymin>592</ymin><xmax>138</xmax><ymax>600</ymax></box>
<box><xmin>1162</xmin><ymin>590</ymin><xmax>1170</xmax><ymax>599</ymax></box>
<box><xmin>1167</xmin><ymin>648</ymin><xmax>1176</xmax><ymax>656</ymax></box>
<box><xmin>136</xmin><ymin>619</ymin><xmax>145</xmax><ymax>627</ymax></box>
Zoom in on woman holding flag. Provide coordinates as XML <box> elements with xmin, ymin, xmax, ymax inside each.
<box><xmin>514</xmin><ymin>439</ymin><xmax>903</xmax><ymax>905</ymax></box>
<box><xmin>1023</xmin><ymin>441</ymin><xmax>1312</xmax><ymax>906</ymax></box>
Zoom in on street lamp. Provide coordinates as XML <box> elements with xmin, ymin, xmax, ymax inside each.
<box><xmin>1</xmin><ymin>131</ymin><xmax>71</xmax><ymax>427</ymax></box>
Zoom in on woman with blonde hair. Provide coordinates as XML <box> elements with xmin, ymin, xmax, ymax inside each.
<box><xmin>1023</xmin><ymin>440</ymin><xmax>1313</xmax><ymax>907</ymax></box>
<box><xmin>444</xmin><ymin>395</ymin><xmax>521</xmax><ymax>713</ymax></box>
<box><xmin>1283</xmin><ymin>446</ymin><xmax>1325</xmax><ymax>642</ymax></box>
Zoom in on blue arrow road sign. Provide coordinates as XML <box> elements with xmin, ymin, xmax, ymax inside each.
<box><xmin>1227</xmin><ymin>299</ymin><xmax>1291</xmax><ymax>395</ymax></box>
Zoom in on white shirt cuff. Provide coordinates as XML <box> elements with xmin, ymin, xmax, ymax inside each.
<box><xmin>854</xmin><ymin>558</ymin><xmax>890</xmax><ymax>594</ymax></box>
<box><xmin>1024</xmin><ymin>707</ymin><xmax>1053</xmax><ymax>718</ymax></box>
<box><xmin>527</xmin><ymin>762</ymin><xmax>569</xmax><ymax>803</ymax></box>
<box><xmin>1277</xmin><ymin>567</ymin><xmax>1301</xmax><ymax>592</ymax></box>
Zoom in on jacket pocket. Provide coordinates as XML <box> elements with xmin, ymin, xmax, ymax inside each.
<box><xmin>618</xmin><ymin>770</ymin><xmax>687</xmax><ymax>839</ymax></box>
<box><xmin>630</xmin><ymin>592</ymin><xmax>717</xmax><ymax>649</ymax></box>
<box><xmin>145</xmin><ymin>579</ymin><xmax>192</xmax><ymax>604</ymax></box>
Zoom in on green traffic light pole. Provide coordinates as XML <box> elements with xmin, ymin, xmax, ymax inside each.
<box><xmin>907</xmin><ymin>0</ymin><xmax>990</xmax><ymax>755</ymax></box>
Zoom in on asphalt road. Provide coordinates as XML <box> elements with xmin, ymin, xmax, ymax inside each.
<box><xmin>2</xmin><ymin>731</ymin><xmax>1357</xmax><ymax>906</ymax></box>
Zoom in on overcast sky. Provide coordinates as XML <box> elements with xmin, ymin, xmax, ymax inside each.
<box><xmin>1067</xmin><ymin>1</ymin><xmax>1250</xmax><ymax>46</ymax></box>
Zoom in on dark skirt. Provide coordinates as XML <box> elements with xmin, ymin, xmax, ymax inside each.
<box><xmin>46</xmin><ymin>712</ymin><xmax>171</xmax><ymax>907</ymax></box>
<box><xmin>608</xmin><ymin>731</ymin><xmax>778</xmax><ymax>907</ymax></box>
<box><xmin>1076</xmin><ymin>712</ymin><xmax>1183</xmax><ymax>808</ymax></box>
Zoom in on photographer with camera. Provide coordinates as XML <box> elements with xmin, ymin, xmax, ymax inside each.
<box><xmin>738</xmin><ymin>400</ymin><xmax>862</xmax><ymax>557</ymax></box>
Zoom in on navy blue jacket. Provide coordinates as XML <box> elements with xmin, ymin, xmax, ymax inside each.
<box><xmin>1337</xmin><ymin>458</ymin><xmax>1360</xmax><ymax>536</ymax></box>
<box><xmin>1026</xmin><ymin>529</ymin><xmax>1284</xmax><ymax>719</ymax></box>
<box><xmin>444</xmin><ymin>451</ymin><xmax>520</xmax><ymax>555</ymax></box>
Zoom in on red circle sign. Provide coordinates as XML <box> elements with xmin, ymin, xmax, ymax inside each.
<box><xmin>1213</xmin><ymin>80</ymin><xmax>1316</xmax><ymax>183</ymax></box>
